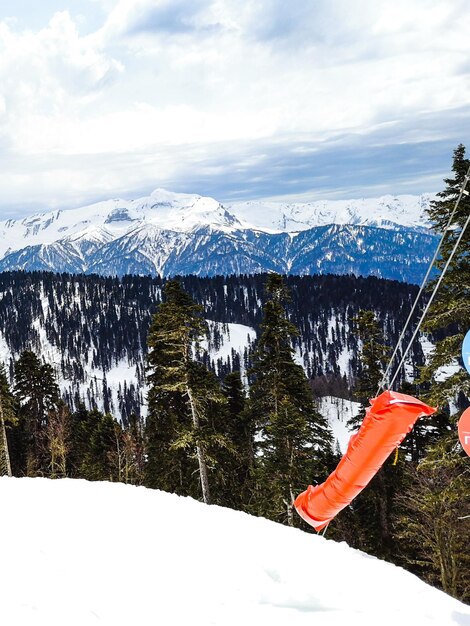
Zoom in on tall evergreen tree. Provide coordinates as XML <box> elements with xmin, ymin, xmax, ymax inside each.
<box><xmin>400</xmin><ymin>144</ymin><xmax>470</xmax><ymax>601</ymax></box>
<box><xmin>246</xmin><ymin>274</ymin><xmax>333</xmax><ymax>526</ymax></box>
<box><xmin>219</xmin><ymin>371</ymin><xmax>253</xmax><ymax>509</ymax></box>
<box><xmin>146</xmin><ymin>280</ymin><xmax>228</xmax><ymax>504</ymax></box>
<box><xmin>68</xmin><ymin>403</ymin><xmax>94</xmax><ymax>477</ymax></box>
<box><xmin>420</xmin><ymin>143</ymin><xmax>470</xmax><ymax>406</ymax></box>
<box><xmin>348</xmin><ymin>310</ymin><xmax>389</xmax><ymax>428</ymax></box>
<box><xmin>14</xmin><ymin>351</ymin><xmax>59</xmax><ymax>476</ymax></box>
<box><xmin>80</xmin><ymin>410</ymin><xmax>122</xmax><ymax>482</ymax></box>
<box><xmin>394</xmin><ymin>433</ymin><xmax>470</xmax><ymax>602</ymax></box>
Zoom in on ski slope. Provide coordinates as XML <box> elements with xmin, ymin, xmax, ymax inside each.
<box><xmin>0</xmin><ymin>478</ymin><xmax>468</xmax><ymax>626</ymax></box>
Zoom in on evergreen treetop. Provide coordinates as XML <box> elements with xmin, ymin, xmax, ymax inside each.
<box><xmin>247</xmin><ymin>273</ymin><xmax>333</xmax><ymax>525</ymax></box>
<box><xmin>421</xmin><ymin>144</ymin><xmax>470</xmax><ymax>406</ymax></box>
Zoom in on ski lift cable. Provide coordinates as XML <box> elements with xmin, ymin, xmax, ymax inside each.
<box><xmin>388</xmin><ymin>197</ymin><xmax>470</xmax><ymax>390</ymax></box>
<box><xmin>377</xmin><ymin>165</ymin><xmax>470</xmax><ymax>394</ymax></box>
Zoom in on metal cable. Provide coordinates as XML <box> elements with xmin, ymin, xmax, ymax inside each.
<box><xmin>377</xmin><ymin>166</ymin><xmax>470</xmax><ymax>394</ymax></box>
<box><xmin>388</xmin><ymin>205</ymin><xmax>470</xmax><ymax>390</ymax></box>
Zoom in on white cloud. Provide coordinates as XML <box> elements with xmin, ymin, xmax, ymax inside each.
<box><xmin>0</xmin><ymin>11</ymin><xmax>122</xmax><ymax>118</ymax></box>
<box><xmin>0</xmin><ymin>0</ymin><xmax>469</xmax><ymax>212</ymax></box>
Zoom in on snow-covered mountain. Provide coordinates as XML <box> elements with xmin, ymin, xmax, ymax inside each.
<box><xmin>226</xmin><ymin>193</ymin><xmax>433</xmax><ymax>232</ymax></box>
<box><xmin>1</xmin><ymin>478</ymin><xmax>467</xmax><ymax>625</ymax></box>
<box><xmin>0</xmin><ymin>189</ymin><xmax>437</xmax><ymax>283</ymax></box>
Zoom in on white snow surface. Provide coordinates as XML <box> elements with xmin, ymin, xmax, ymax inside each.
<box><xmin>0</xmin><ymin>477</ymin><xmax>468</xmax><ymax>626</ymax></box>
<box><xmin>0</xmin><ymin>189</ymin><xmax>434</xmax><ymax>260</ymax></box>
<box><xmin>317</xmin><ymin>396</ymin><xmax>362</xmax><ymax>454</ymax></box>
<box><xmin>0</xmin><ymin>188</ymin><xmax>241</xmax><ymax>260</ymax></box>
<box><xmin>226</xmin><ymin>193</ymin><xmax>434</xmax><ymax>233</ymax></box>
<box><xmin>203</xmin><ymin>321</ymin><xmax>256</xmax><ymax>376</ymax></box>
<box><xmin>419</xmin><ymin>336</ymin><xmax>461</xmax><ymax>384</ymax></box>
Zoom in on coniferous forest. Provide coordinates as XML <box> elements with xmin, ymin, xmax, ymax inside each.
<box><xmin>0</xmin><ymin>146</ymin><xmax>469</xmax><ymax>603</ymax></box>
<box><xmin>0</xmin><ymin>270</ymin><xmax>426</xmax><ymax>418</ymax></box>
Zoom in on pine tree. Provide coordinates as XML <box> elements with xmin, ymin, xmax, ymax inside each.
<box><xmin>348</xmin><ymin>310</ymin><xmax>389</xmax><ymax>429</ymax></box>
<box><xmin>394</xmin><ymin>434</ymin><xmax>470</xmax><ymax>602</ymax></box>
<box><xmin>219</xmin><ymin>371</ymin><xmax>253</xmax><ymax>508</ymax></box>
<box><xmin>14</xmin><ymin>351</ymin><xmax>59</xmax><ymax>476</ymax></box>
<box><xmin>68</xmin><ymin>403</ymin><xmax>94</xmax><ymax>477</ymax></box>
<box><xmin>80</xmin><ymin>409</ymin><xmax>122</xmax><ymax>482</ymax></box>
<box><xmin>246</xmin><ymin>274</ymin><xmax>333</xmax><ymax>526</ymax></box>
<box><xmin>400</xmin><ymin>145</ymin><xmax>470</xmax><ymax>601</ymax></box>
<box><xmin>420</xmin><ymin>143</ymin><xmax>470</xmax><ymax>406</ymax></box>
<box><xmin>146</xmin><ymin>280</ymin><xmax>228</xmax><ymax>504</ymax></box>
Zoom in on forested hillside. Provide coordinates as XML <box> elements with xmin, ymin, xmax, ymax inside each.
<box><xmin>0</xmin><ymin>271</ymin><xmax>426</xmax><ymax>420</ymax></box>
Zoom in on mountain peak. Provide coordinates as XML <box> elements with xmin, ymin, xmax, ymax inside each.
<box><xmin>0</xmin><ymin>189</ymin><xmax>436</xmax><ymax>282</ymax></box>
<box><xmin>225</xmin><ymin>193</ymin><xmax>434</xmax><ymax>233</ymax></box>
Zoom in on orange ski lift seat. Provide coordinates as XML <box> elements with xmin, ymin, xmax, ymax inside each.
<box><xmin>295</xmin><ymin>390</ymin><xmax>435</xmax><ymax>531</ymax></box>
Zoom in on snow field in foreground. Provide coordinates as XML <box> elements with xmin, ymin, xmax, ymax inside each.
<box><xmin>0</xmin><ymin>478</ymin><xmax>468</xmax><ymax>626</ymax></box>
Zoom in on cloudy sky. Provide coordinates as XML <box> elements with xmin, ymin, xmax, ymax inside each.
<box><xmin>0</xmin><ymin>0</ymin><xmax>469</xmax><ymax>216</ymax></box>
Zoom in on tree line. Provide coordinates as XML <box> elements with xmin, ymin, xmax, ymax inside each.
<box><xmin>0</xmin><ymin>270</ymin><xmax>426</xmax><ymax>421</ymax></box>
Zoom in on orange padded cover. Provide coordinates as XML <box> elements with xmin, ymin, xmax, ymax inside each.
<box><xmin>295</xmin><ymin>390</ymin><xmax>435</xmax><ymax>531</ymax></box>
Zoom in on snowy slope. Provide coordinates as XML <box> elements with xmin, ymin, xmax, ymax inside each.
<box><xmin>226</xmin><ymin>194</ymin><xmax>433</xmax><ymax>232</ymax></box>
<box><xmin>0</xmin><ymin>478</ymin><xmax>467</xmax><ymax>626</ymax></box>
<box><xmin>0</xmin><ymin>269</ymin><xmax>427</xmax><ymax>422</ymax></box>
<box><xmin>0</xmin><ymin>271</ymin><xmax>258</xmax><ymax>420</ymax></box>
<box><xmin>203</xmin><ymin>321</ymin><xmax>256</xmax><ymax>376</ymax></box>
<box><xmin>0</xmin><ymin>189</ymin><xmax>240</xmax><ymax>259</ymax></box>
<box><xmin>49</xmin><ymin>321</ymin><xmax>255</xmax><ymax>420</ymax></box>
<box><xmin>317</xmin><ymin>396</ymin><xmax>362</xmax><ymax>453</ymax></box>
<box><xmin>1</xmin><ymin>191</ymin><xmax>432</xmax><ymax>254</ymax></box>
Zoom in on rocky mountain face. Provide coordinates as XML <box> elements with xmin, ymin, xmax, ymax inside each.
<box><xmin>0</xmin><ymin>190</ymin><xmax>437</xmax><ymax>284</ymax></box>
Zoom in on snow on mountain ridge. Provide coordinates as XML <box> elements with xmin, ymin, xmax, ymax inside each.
<box><xmin>0</xmin><ymin>189</ymin><xmax>241</xmax><ymax>259</ymax></box>
<box><xmin>226</xmin><ymin>193</ymin><xmax>434</xmax><ymax>233</ymax></box>
<box><xmin>0</xmin><ymin>189</ymin><xmax>433</xmax><ymax>260</ymax></box>
<box><xmin>0</xmin><ymin>189</ymin><xmax>436</xmax><ymax>282</ymax></box>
